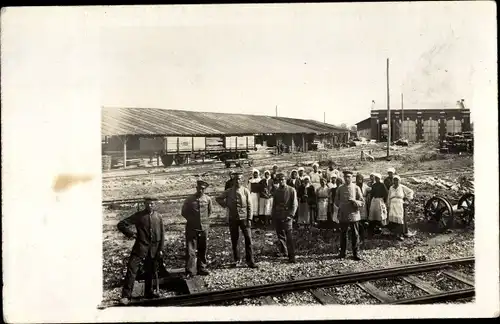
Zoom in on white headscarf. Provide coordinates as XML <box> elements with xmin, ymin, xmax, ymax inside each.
<box><xmin>387</xmin><ymin>167</ymin><xmax>396</xmax><ymax>174</ymax></box>
<box><xmin>251</xmin><ymin>168</ymin><xmax>260</xmax><ymax>175</ymax></box>
<box><xmin>312</xmin><ymin>162</ymin><xmax>319</xmax><ymax>168</ymax></box>
<box><xmin>373</xmin><ymin>173</ymin><xmax>382</xmax><ymax>180</ymax></box>
<box><xmin>393</xmin><ymin>175</ymin><xmax>401</xmax><ymax>181</ymax></box>
<box><xmin>298</xmin><ymin>167</ymin><xmax>305</xmax><ymax>172</ymax></box>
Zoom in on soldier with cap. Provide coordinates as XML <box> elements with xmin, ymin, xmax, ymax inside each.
<box><xmin>117</xmin><ymin>197</ymin><xmax>165</xmax><ymax>305</ymax></box>
<box><xmin>334</xmin><ymin>170</ymin><xmax>365</xmax><ymax>261</ymax></box>
<box><xmin>216</xmin><ymin>172</ymin><xmax>258</xmax><ymax>268</ymax></box>
<box><xmin>271</xmin><ymin>172</ymin><xmax>298</xmax><ymax>263</ymax></box>
<box><xmin>181</xmin><ymin>180</ymin><xmax>213</xmax><ymax>278</ymax></box>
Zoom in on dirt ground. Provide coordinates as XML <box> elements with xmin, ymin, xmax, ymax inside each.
<box><xmin>102</xmin><ymin>143</ymin><xmax>474</xmax><ymax>303</ymax></box>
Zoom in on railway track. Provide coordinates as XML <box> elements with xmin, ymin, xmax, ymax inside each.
<box><xmin>102</xmin><ymin>256</ymin><xmax>474</xmax><ymax>307</ymax></box>
<box><xmin>102</xmin><ymin>167</ymin><xmax>473</xmax><ymax>206</ymax></box>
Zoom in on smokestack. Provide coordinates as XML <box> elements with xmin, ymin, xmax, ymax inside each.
<box><xmin>371</xmin><ymin>100</ymin><xmax>376</xmax><ymax>110</ymax></box>
<box><xmin>460</xmin><ymin>99</ymin><xmax>465</xmax><ymax>109</ymax></box>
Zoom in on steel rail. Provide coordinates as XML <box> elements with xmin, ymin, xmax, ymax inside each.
<box><xmin>393</xmin><ymin>288</ymin><xmax>474</xmax><ymax>304</ymax></box>
<box><xmin>102</xmin><ymin>167</ymin><xmax>473</xmax><ymax>206</ymax></box>
<box><xmin>121</xmin><ymin>256</ymin><xmax>473</xmax><ymax>307</ymax></box>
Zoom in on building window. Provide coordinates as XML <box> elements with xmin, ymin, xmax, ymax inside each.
<box><xmin>446</xmin><ymin>119</ymin><xmax>462</xmax><ymax>134</ymax></box>
<box><xmin>423</xmin><ymin>120</ymin><xmax>439</xmax><ymax>141</ymax></box>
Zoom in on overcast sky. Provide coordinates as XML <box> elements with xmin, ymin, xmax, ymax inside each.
<box><xmin>100</xmin><ymin>2</ymin><xmax>495</xmax><ymax>126</ymax></box>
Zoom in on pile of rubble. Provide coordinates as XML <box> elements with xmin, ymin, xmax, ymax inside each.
<box><xmin>406</xmin><ymin>176</ymin><xmax>474</xmax><ymax>194</ymax></box>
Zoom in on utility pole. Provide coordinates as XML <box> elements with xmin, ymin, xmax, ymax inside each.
<box><xmin>276</xmin><ymin>105</ymin><xmax>278</xmax><ymax>117</ymax></box>
<box><xmin>324</xmin><ymin>112</ymin><xmax>326</xmax><ymax>124</ymax></box>
<box><xmin>401</xmin><ymin>92</ymin><xmax>404</xmax><ymax>139</ymax></box>
<box><xmin>386</xmin><ymin>58</ymin><xmax>391</xmax><ymax>158</ymax></box>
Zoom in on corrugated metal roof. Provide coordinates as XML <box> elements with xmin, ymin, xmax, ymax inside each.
<box><xmin>102</xmin><ymin>107</ymin><xmax>348</xmax><ymax>137</ymax></box>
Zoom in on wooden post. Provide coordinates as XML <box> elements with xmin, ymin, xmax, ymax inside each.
<box><xmin>122</xmin><ymin>135</ymin><xmax>128</xmax><ymax>168</ymax></box>
<box><xmin>386</xmin><ymin>58</ymin><xmax>391</xmax><ymax>158</ymax></box>
<box><xmin>302</xmin><ymin>134</ymin><xmax>306</xmax><ymax>152</ymax></box>
<box><xmin>401</xmin><ymin>92</ymin><xmax>404</xmax><ymax>139</ymax></box>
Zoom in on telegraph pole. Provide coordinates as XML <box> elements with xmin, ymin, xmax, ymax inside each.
<box><xmin>324</xmin><ymin>112</ymin><xmax>326</xmax><ymax>123</ymax></box>
<box><xmin>276</xmin><ymin>105</ymin><xmax>278</xmax><ymax>117</ymax></box>
<box><xmin>401</xmin><ymin>92</ymin><xmax>404</xmax><ymax>139</ymax></box>
<box><xmin>386</xmin><ymin>58</ymin><xmax>391</xmax><ymax>158</ymax></box>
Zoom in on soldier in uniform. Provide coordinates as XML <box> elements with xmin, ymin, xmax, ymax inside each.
<box><xmin>216</xmin><ymin>172</ymin><xmax>258</xmax><ymax>268</ymax></box>
<box><xmin>334</xmin><ymin>170</ymin><xmax>365</xmax><ymax>261</ymax></box>
<box><xmin>225</xmin><ymin>170</ymin><xmax>236</xmax><ymax>190</ymax></box>
<box><xmin>181</xmin><ymin>180</ymin><xmax>213</xmax><ymax>278</ymax></box>
<box><xmin>272</xmin><ymin>172</ymin><xmax>298</xmax><ymax>263</ymax></box>
<box><xmin>117</xmin><ymin>197</ymin><xmax>165</xmax><ymax>305</ymax></box>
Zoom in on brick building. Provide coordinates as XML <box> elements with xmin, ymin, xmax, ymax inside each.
<box><xmin>356</xmin><ymin>100</ymin><xmax>471</xmax><ymax>142</ymax></box>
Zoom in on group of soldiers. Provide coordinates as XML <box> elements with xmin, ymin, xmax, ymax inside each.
<box><xmin>115</xmin><ymin>162</ymin><xmax>414</xmax><ymax>305</ymax></box>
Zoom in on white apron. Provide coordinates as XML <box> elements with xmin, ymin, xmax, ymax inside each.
<box><xmin>297</xmin><ymin>202</ymin><xmax>311</xmax><ymax>224</ymax></box>
<box><xmin>369</xmin><ymin>198</ymin><xmax>388</xmax><ymax>225</ymax></box>
<box><xmin>387</xmin><ymin>185</ymin><xmax>414</xmax><ymax>224</ymax></box>
<box><xmin>248</xmin><ymin>178</ymin><xmax>261</xmax><ymax>217</ymax></box>
<box><xmin>316</xmin><ymin>186</ymin><xmax>329</xmax><ymax>221</ymax></box>
<box><xmin>259</xmin><ymin>197</ymin><xmax>273</xmax><ymax>216</ymax></box>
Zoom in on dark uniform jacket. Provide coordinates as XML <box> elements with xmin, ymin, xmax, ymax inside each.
<box><xmin>225</xmin><ymin>178</ymin><xmax>235</xmax><ymax>190</ymax></box>
<box><xmin>117</xmin><ymin>210</ymin><xmax>165</xmax><ymax>258</ymax></box>
<box><xmin>272</xmin><ymin>185</ymin><xmax>298</xmax><ymax>221</ymax></box>
<box><xmin>286</xmin><ymin>178</ymin><xmax>302</xmax><ymax>192</ymax></box>
<box><xmin>298</xmin><ymin>184</ymin><xmax>316</xmax><ymax>205</ymax></box>
<box><xmin>384</xmin><ymin>177</ymin><xmax>394</xmax><ymax>191</ymax></box>
<box><xmin>182</xmin><ymin>193</ymin><xmax>213</xmax><ymax>232</ymax></box>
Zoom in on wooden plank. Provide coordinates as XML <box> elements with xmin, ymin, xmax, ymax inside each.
<box><xmin>261</xmin><ymin>296</ymin><xmax>279</xmax><ymax>305</ymax></box>
<box><xmin>442</xmin><ymin>270</ymin><xmax>475</xmax><ymax>287</ymax></box>
<box><xmin>403</xmin><ymin>275</ymin><xmax>442</xmax><ymax>295</ymax></box>
<box><xmin>310</xmin><ymin>288</ymin><xmax>339</xmax><ymax>305</ymax></box>
<box><xmin>356</xmin><ymin>282</ymin><xmax>395</xmax><ymax>303</ymax></box>
<box><xmin>185</xmin><ymin>276</ymin><xmax>207</xmax><ymax>294</ymax></box>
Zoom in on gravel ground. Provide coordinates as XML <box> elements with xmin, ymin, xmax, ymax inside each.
<box><xmin>102</xmin><ymin>146</ymin><xmax>474</xmax><ymax>305</ymax></box>
<box><xmin>370</xmin><ymin>278</ymin><xmax>428</xmax><ymax>300</ymax></box>
<box><xmin>415</xmin><ymin>270</ymin><xmax>472</xmax><ymax>292</ymax></box>
<box><xmin>322</xmin><ymin>285</ymin><xmax>379</xmax><ymax>304</ymax></box>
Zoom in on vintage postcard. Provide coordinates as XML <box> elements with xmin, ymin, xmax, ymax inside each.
<box><xmin>2</xmin><ymin>2</ymin><xmax>499</xmax><ymax>322</ymax></box>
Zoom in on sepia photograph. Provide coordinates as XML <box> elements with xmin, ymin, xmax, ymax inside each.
<box><xmin>99</xmin><ymin>2</ymin><xmax>483</xmax><ymax>309</ymax></box>
<box><xmin>1</xmin><ymin>2</ymin><xmax>498</xmax><ymax>322</ymax></box>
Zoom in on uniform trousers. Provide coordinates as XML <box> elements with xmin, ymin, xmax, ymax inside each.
<box><xmin>339</xmin><ymin>221</ymin><xmax>360</xmax><ymax>257</ymax></box>
<box><xmin>229</xmin><ymin>218</ymin><xmax>255</xmax><ymax>264</ymax></box>
<box><xmin>122</xmin><ymin>250</ymin><xmax>159</xmax><ymax>298</ymax></box>
<box><xmin>274</xmin><ymin>218</ymin><xmax>295</xmax><ymax>260</ymax></box>
<box><xmin>185</xmin><ymin>230</ymin><xmax>208</xmax><ymax>275</ymax></box>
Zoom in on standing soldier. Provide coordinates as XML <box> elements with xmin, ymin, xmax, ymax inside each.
<box><xmin>334</xmin><ymin>170</ymin><xmax>365</xmax><ymax>261</ymax></box>
<box><xmin>272</xmin><ymin>172</ymin><xmax>299</xmax><ymax>263</ymax></box>
<box><xmin>181</xmin><ymin>180</ymin><xmax>213</xmax><ymax>278</ymax></box>
<box><xmin>117</xmin><ymin>197</ymin><xmax>165</xmax><ymax>305</ymax></box>
<box><xmin>216</xmin><ymin>172</ymin><xmax>258</xmax><ymax>268</ymax></box>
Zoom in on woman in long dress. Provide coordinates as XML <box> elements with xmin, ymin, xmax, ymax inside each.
<box><xmin>387</xmin><ymin>175</ymin><xmax>414</xmax><ymax>241</ymax></box>
<box><xmin>355</xmin><ymin>173</ymin><xmax>371</xmax><ymax>241</ymax></box>
<box><xmin>297</xmin><ymin>176</ymin><xmax>315</xmax><ymax>228</ymax></box>
<box><xmin>368</xmin><ymin>173</ymin><xmax>388</xmax><ymax>236</ymax></box>
<box><xmin>316</xmin><ymin>177</ymin><xmax>330</xmax><ymax>227</ymax></box>
<box><xmin>248</xmin><ymin>169</ymin><xmax>261</xmax><ymax>223</ymax></box>
<box><xmin>258</xmin><ymin>170</ymin><xmax>274</xmax><ymax>226</ymax></box>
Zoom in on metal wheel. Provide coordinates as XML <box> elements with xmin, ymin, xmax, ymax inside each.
<box><xmin>160</xmin><ymin>154</ymin><xmax>174</xmax><ymax>167</ymax></box>
<box><xmin>174</xmin><ymin>155</ymin><xmax>187</xmax><ymax>165</ymax></box>
<box><xmin>424</xmin><ymin>196</ymin><xmax>454</xmax><ymax>231</ymax></box>
<box><xmin>457</xmin><ymin>193</ymin><xmax>474</xmax><ymax>226</ymax></box>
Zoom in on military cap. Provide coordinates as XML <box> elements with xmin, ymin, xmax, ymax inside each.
<box><xmin>197</xmin><ymin>180</ymin><xmax>210</xmax><ymax>188</ymax></box>
<box><xmin>342</xmin><ymin>170</ymin><xmax>354</xmax><ymax>175</ymax></box>
<box><xmin>144</xmin><ymin>197</ymin><xmax>158</xmax><ymax>202</ymax></box>
<box><xmin>276</xmin><ymin>172</ymin><xmax>286</xmax><ymax>179</ymax></box>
